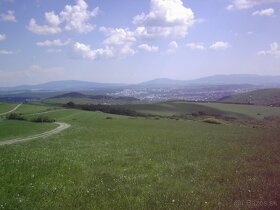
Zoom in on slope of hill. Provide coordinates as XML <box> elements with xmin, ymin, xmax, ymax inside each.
<box><xmin>46</xmin><ymin>92</ymin><xmax>139</xmax><ymax>105</ymax></box>
<box><xmin>219</xmin><ymin>88</ymin><xmax>280</xmax><ymax>106</ymax></box>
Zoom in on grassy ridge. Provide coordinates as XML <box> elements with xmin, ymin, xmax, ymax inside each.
<box><xmin>197</xmin><ymin>102</ymin><xmax>280</xmax><ymax>119</ymax></box>
<box><xmin>121</xmin><ymin>101</ymin><xmax>280</xmax><ymax>120</ymax></box>
<box><xmin>220</xmin><ymin>88</ymin><xmax>280</xmax><ymax>106</ymax></box>
<box><xmin>0</xmin><ymin>106</ymin><xmax>280</xmax><ymax>209</ymax></box>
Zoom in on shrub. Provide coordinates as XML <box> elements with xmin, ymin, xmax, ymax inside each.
<box><xmin>66</xmin><ymin>101</ymin><xmax>75</xmax><ymax>108</ymax></box>
<box><xmin>202</xmin><ymin>118</ymin><xmax>223</xmax><ymax>125</ymax></box>
<box><xmin>6</xmin><ymin>113</ymin><xmax>26</xmax><ymax>121</ymax></box>
<box><xmin>31</xmin><ymin>116</ymin><xmax>55</xmax><ymax>123</ymax></box>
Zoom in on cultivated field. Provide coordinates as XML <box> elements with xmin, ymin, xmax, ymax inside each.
<box><xmin>0</xmin><ymin>102</ymin><xmax>280</xmax><ymax>209</ymax></box>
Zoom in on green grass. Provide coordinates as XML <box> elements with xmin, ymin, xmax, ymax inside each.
<box><xmin>1</xmin><ymin>104</ymin><xmax>280</xmax><ymax>209</ymax></box>
<box><xmin>0</xmin><ymin>102</ymin><xmax>18</xmax><ymax>114</ymax></box>
<box><xmin>45</xmin><ymin>97</ymin><xmax>139</xmax><ymax>105</ymax></box>
<box><xmin>14</xmin><ymin>104</ymin><xmax>60</xmax><ymax>115</ymax></box>
<box><xmin>122</xmin><ymin>101</ymin><xmax>280</xmax><ymax>121</ymax></box>
<box><xmin>199</xmin><ymin>102</ymin><xmax>280</xmax><ymax>119</ymax></box>
<box><xmin>121</xmin><ymin>101</ymin><xmax>249</xmax><ymax>120</ymax></box>
<box><xmin>0</xmin><ymin>120</ymin><xmax>57</xmax><ymax>141</ymax></box>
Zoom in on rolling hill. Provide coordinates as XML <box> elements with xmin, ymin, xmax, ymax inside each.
<box><xmin>46</xmin><ymin>92</ymin><xmax>139</xmax><ymax>105</ymax></box>
<box><xmin>219</xmin><ymin>88</ymin><xmax>280</xmax><ymax>106</ymax></box>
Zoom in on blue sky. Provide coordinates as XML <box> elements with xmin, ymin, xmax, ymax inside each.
<box><xmin>0</xmin><ymin>0</ymin><xmax>279</xmax><ymax>86</ymax></box>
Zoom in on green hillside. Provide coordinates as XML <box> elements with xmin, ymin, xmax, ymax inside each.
<box><xmin>1</xmin><ymin>102</ymin><xmax>280</xmax><ymax>209</ymax></box>
<box><xmin>121</xmin><ymin>101</ymin><xmax>280</xmax><ymax>120</ymax></box>
<box><xmin>0</xmin><ymin>102</ymin><xmax>18</xmax><ymax>114</ymax></box>
<box><xmin>45</xmin><ymin>92</ymin><xmax>139</xmax><ymax>105</ymax></box>
<box><xmin>220</xmin><ymin>88</ymin><xmax>280</xmax><ymax>106</ymax></box>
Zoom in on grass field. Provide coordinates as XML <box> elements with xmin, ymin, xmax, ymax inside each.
<box><xmin>122</xmin><ymin>101</ymin><xmax>280</xmax><ymax>120</ymax></box>
<box><xmin>197</xmin><ymin>102</ymin><xmax>280</xmax><ymax>119</ymax></box>
<box><xmin>0</xmin><ymin>102</ymin><xmax>280</xmax><ymax>209</ymax></box>
<box><xmin>0</xmin><ymin>120</ymin><xmax>56</xmax><ymax>141</ymax></box>
<box><xmin>15</xmin><ymin>103</ymin><xmax>61</xmax><ymax>115</ymax></box>
<box><xmin>0</xmin><ymin>102</ymin><xmax>18</xmax><ymax>114</ymax></box>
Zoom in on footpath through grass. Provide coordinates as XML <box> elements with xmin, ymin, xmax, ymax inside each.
<box><xmin>0</xmin><ymin>102</ymin><xmax>18</xmax><ymax>114</ymax></box>
<box><xmin>0</xmin><ymin>120</ymin><xmax>57</xmax><ymax>141</ymax></box>
<box><xmin>1</xmin><ymin>107</ymin><xmax>279</xmax><ymax>209</ymax></box>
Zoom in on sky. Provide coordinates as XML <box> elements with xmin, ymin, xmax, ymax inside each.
<box><xmin>0</xmin><ymin>0</ymin><xmax>279</xmax><ymax>86</ymax></box>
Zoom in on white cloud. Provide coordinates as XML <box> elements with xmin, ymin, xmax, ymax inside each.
<box><xmin>36</xmin><ymin>39</ymin><xmax>71</xmax><ymax>47</ymax></box>
<box><xmin>0</xmin><ymin>33</ymin><xmax>6</xmax><ymax>41</ymax></box>
<box><xmin>133</xmin><ymin>0</ymin><xmax>195</xmax><ymax>38</ymax></box>
<box><xmin>252</xmin><ymin>8</ymin><xmax>274</xmax><ymax>16</ymax></box>
<box><xmin>60</xmin><ymin>0</ymin><xmax>99</xmax><ymax>33</ymax></box>
<box><xmin>167</xmin><ymin>41</ymin><xmax>178</xmax><ymax>53</ymax></box>
<box><xmin>100</xmin><ymin>27</ymin><xmax>137</xmax><ymax>46</ymax></box>
<box><xmin>226</xmin><ymin>5</ymin><xmax>234</xmax><ymax>10</ymax></box>
<box><xmin>72</xmin><ymin>42</ymin><xmax>114</xmax><ymax>60</ymax></box>
<box><xmin>28</xmin><ymin>18</ymin><xmax>62</xmax><ymax>35</ymax></box>
<box><xmin>186</xmin><ymin>42</ymin><xmax>205</xmax><ymax>50</ymax></box>
<box><xmin>209</xmin><ymin>41</ymin><xmax>230</xmax><ymax>50</ymax></box>
<box><xmin>0</xmin><ymin>50</ymin><xmax>13</xmax><ymax>55</ymax></box>
<box><xmin>71</xmin><ymin>0</ymin><xmax>196</xmax><ymax>60</ymax></box>
<box><xmin>100</xmin><ymin>27</ymin><xmax>137</xmax><ymax>57</ymax></box>
<box><xmin>0</xmin><ymin>10</ymin><xmax>16</xmax><ymax>22</ymax></box>
<box><xmin>227</xmin><ymin>0</ymin><xmax>280</xmax><ymax>9</ymax></box>
<box><xmin>28</xmin><ymin>0</ymin><xmax>99</xmax><ymax>35</ymax></box>
<box><xmin>138</xmin><ymin>44</ymin><xmax>159</xmax><ymax>52</ymax></box>
<box><xmin>45</xmin><ymin>11</ymin><xmax>61</xmax><ymax>26</ymax></box>
<box><xmin>258</xmin><ymin>42</ymin><xmax>280</xmax><ymax>57</ymax></box>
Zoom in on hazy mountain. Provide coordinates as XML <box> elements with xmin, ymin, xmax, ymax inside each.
<box><xmin>137</xmin><ymin>78</ymin><xmax>187</xmax><ymax>87</ymax></box>
<box><xmin>137</xmin><ymin>75</ymin><xmax>280</xmax><ymax>87</ymax></box>
<box><xmin>188</xmin><ymin>74</ymin><xmax>280</xmax><ymax>85</ymax></box>
<box><xmin>1</xmin><ymin>75</ymin><xmax>280</xmax><ymax>93</ymax></box>
<box><xmin>0</xmin><ymin>80</ymin><xmax>125</xmax><ymax>92</ymax></box>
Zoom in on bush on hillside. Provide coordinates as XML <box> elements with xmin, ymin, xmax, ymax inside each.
<box><xmin>202</xmin><ymin>118</ymin><xmax>223</xmax><ymax>125</ymax></box>
<box><xmin>6</xmin><ymin>113</ymin><xmax>26</xmax><ymax>121</ymax></box>
<box><xmin>31</xmin><ymin>116</ymin><xmax>55</xmax><ymax>123</ymax></box>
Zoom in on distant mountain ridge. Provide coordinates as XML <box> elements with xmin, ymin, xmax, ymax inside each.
<box><xmin>1</xmin><ymin>74</ymin><xmax>280</xmax><ymax>92</ymax></box>
<box><xmin>189</xmin><ymin>74</ymin><xmax>280</xmax><ymax>85</ymax></box>
<box><xmin>0</xmin><ymin>80</ymin><xmax>126</xmax><ymax>92</ymax></box>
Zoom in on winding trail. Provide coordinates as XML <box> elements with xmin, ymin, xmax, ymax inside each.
<box><xmin>0</xmin><ymin>122</ymin><xmax>71</xmax><ymax>146</ymax></box>
<box><xmin>0</xmin><ymin>103</ymin><xmax>22</xmax><ymax>117</ymax></box>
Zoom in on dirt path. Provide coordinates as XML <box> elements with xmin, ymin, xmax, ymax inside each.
<box><xmin>0</xmin><ymin>103</ymin><xmax>22</xmax><ymax>117</ymax></box>
<box><xmin>0</xmin><ymin>122</ymin><xmax>71</xmax><ymax>146</ymax></box>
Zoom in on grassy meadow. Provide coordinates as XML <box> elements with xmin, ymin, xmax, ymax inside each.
<box><xmin>122</xmin><ymin>101</ymin><xmax>280</xmax><ymax>120</ymax></box>
<box><xmin>0</xmin><ymin>102</ymin><xmax>280</xmax><ymax>209</ymax></box>
<box><xmin>0</xmin><ymin>102</ymin><xmax>18</xmax><ymax>114</ymax></box>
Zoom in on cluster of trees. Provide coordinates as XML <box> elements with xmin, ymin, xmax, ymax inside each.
<box><xmin>6</xmin><ymin>113</ymin><xmax>55</xmax><ymax>123</ymax></box>
<box><xmin>31</xmin><ymin>116</ymin><xmax>55</xmax><ymax>123</ymax></box>
<box><xmin>6</xmin><ymin>113</ymin><xmax>26</xmax><ymax>121</ymax></box>
<box><xmin>64</xmin><ymin>102</ymin><xmax>145</xmax><ymax>117</ymax></box>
